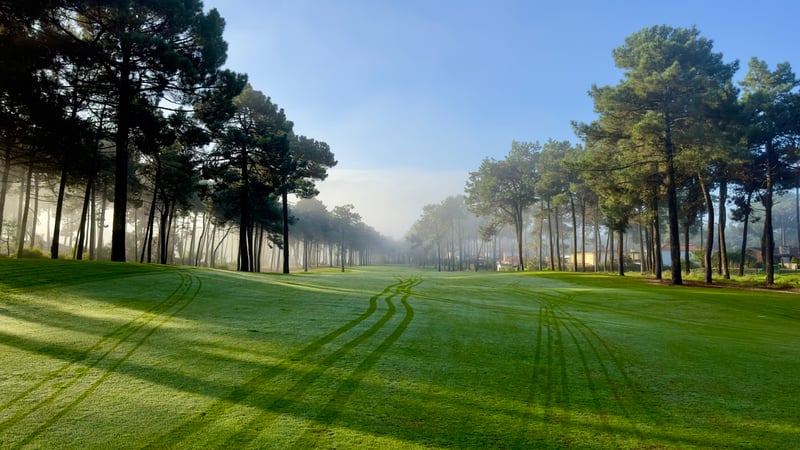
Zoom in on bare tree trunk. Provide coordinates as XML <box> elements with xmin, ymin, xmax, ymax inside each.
<box><xmin>594</xmin><ymin>203</ymin><xmax>600</xmax><ymax>273</ymax></box>
<box><xmin>718</xmin><ymin>180</ymin><xmax>730</xmax><ymax>279</ymax></box>
<box><xmin>739</xmin><ymin>192</ymin><xmax>753</xmax><ymax>277</ymax></box>
<box><xmin>617</xmin><ymin>230</ymin><xmax>625</xmax><ymax>276</ymax></box>
<box><xmin>582</xmin><ymin>201</ymin><xmax>589</xmax><ymax>272</ymax></box>
<box><xmin>0</xmin><ymin>145</ymin><xmax>12</xmax><ymax>243</ymax></box>
<box><xmin>76</xmin><ymin>172</ymin><xmax>94</xmax><ymax>260</ymax></box>
<box><xmin>683</xmin><ymin>216</ymin><xmax>691</xmax><ymax>276</ymax></box>
<box><xmin>652</xmin><ymin>197</ymin><xmax>663</xmax><ymax>280</ymax></box>
<box><xmin>17</xmin><ymin>161</ymin><xmax>33</xmax><ymax>257</ymax></box>
<box><xmin>555</xmin><ymin>205</ymin><xmax>562</xmax><ymax>271</ymax></box>
<box><xmin>29</xmin><ymin>174</ymin><xmax>39</xmax><ymax>249</ymax></box>
<box><xmin>547</xmin><ymin>201</ymin><xmax>555</xmax><ymax>270</ymax></box>
<box><xmin>51</xmin><ymin>160</ymin><xmax>68</xmax><ymax>258</ymax></box>
<box><xmin>698</xmin><ymin>175</ymin><xmax>714</xmax><ymax>284</ymax></box>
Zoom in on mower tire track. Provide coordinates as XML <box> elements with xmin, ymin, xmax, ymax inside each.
<box><xmin>149</xmin><ymin>279</ymin><xmax>416</xmax><ymax>449</ymax></box>
<box><xmin>2</xmin><ymin>270</ymin><xmax>201</xmax><ymax>449</ymax></box>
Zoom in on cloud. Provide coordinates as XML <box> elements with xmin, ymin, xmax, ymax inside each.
<box><xmin>312</xmin><ymin>167</ymin><xmax>468</xmax><ymax>240</ymax></box>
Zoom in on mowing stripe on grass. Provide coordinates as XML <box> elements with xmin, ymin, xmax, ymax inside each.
<box><xmin>0</xmin><ymin>271</ymin><xmax>194</xmax><ymax>421</ymax></box>
<box><xmin>512</xmin><ymin>285</ymin><xmax>655</xmax><ymax>445</ymax></box>
<box><xmin>530</xmin><ymin>287</ymin><xmax>662</xmax><ymax>440</ymax></box>
<box><xmin>213</xmin><ymin>278</ymin><xmax>420</xmax><ymax>448</ymax></box>
<box><xmin>0</xmin><ymin>260</ymin><xmax>169</xmax><ymax>293</ymax></box>
<box><xmin>146</xmin><ymin>279</ymin><xmax>409</xmax><ymax>449</ymax></box>
<box><xmin>2</xmin><ymin>271</ymin><xmax>201</xmax><ymax>448</ymax></box>
<box><xmin>292</xmin><ymin>278</ymin><xmax>421</xmax><ymax>448</ymax></box>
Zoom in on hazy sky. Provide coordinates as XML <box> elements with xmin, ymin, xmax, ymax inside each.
<box><xmin>202</xmin><ymin>0</ymin><xmax>799</xmax><ymax>239</ymax></box>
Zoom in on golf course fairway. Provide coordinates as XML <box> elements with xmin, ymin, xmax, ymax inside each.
<box><xmin>1</xmin><ymin>259</ymin><xmax>798</xmax><ymax>449</ymax></box>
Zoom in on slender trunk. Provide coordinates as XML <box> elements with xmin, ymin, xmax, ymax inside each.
<box><xmin>547</xmin><ymin>201</ymin><xmax>555</xmax><ymax>270</ymax></box>
<box><xmin>437</xmin><ymin>240</ymin><xmax>442</xmax><ymax>272</ymax></box>
<box><xmin>764</xmin><ymin>141</ymin><xmax>775</xmax><ymax>285</ymax></box>
<box><xmin>683</xmin><ymin>217</ymin><xmax>691</xmax><ymax>276</ymax></box>
<box><xmin>76</xmin><ymin>172</ymin><xmax>94</xmax><ymax>260</ymax></box>
<box><xmin>515</xmin><ymin>207</ymin><xmax>524</xmax><ymax>271</ymax></box>
<box><xmin>538</xmin><ymin>202</ymin><xmax>545</xmax><ymax>270</ymax></box>
<box><xmin>594</xmin><ymin>203</ymin><xmax>600</xmax><ymax>272</ymax></box>
<box><xmin>639</xmin><ymin>222</ymin><xmax>646</xmax><ymax>273</ymax></box>
<box><xmin>89</xmin><ymin>182</ymin><xmax>96</xmax><ymax>259</ymax></box>
<box><xmin>255</xmin><ymin>224</ymin><xmax>263</xmax><ymax>272</ymax></box>
<box><xmin>796</xmin><ymin>187</ymin><xmax>800</xmax><ymax>262</ymax></box>
<box><xmin>608</xmin><ymin>229</ymin><xmax>614</xmax><ymax>272</ymax></box>
<box><xmin>282</xmin><ymin>191</ymin><xmax>290</xmax><ymax>274</ymax></box>
<box><xmin>739</xmin><ymin>192</ymin><xmax>752</xmax><ymax>277</ymax></box>
<box><xmin>51</xmin><ymin>162</ymin><xmax>68</xmax><ymax>258</ymax></box>
<box><xmin>579</xmin><ymin>200</ymin><xmax>586</xmax><ymax>272</ymax></box>
<box><xmin>303</xmin><ymin>237</ymin><xmax>309</xmax><ymax>272</ymax></box>
<box><xmin>17</xmin><ymin>161</ymin><xmax>33</xmax><ymax>257</ymax></box>
<box><xmin>554</xmin><ymin>205</ymin><xmax>562</xmax><ymax>271</ymax></box>
<box><xmin>158</xmin><ymin>198</ymin><xmax>173</xmax><ymax>265</ymax></box>
<box><xmin>188</xmin><ymin>212</ymin><xmax>198</xmax><ymax>265</ymax></box>
<box><xmin>0</xmin><ymin>145</ymin><xmax>11</xmax><ymax>242</ymax></box>
<box><xmin>29</xmin><ymin>174</ymin><xmax>38</xmax><ymax>249</ymax></box>
<box><xmin>617</xmin><ymin>229</ymin><xmax>625</xmax><ymax>276</ymax></box>
<box><xmin>141</xmin><ymin>177</ymin><xmax>158</xmax><ymax>264</ymax></box>
<box><xmin>570</xmin><ymin>195</ymin><xmax>578</xmax><ymax>272</ymax></box>
<box><xmin>665</xmin><ymin>137</ymin><xmax>682</xmax><ymax>284</ymax></box>
<box><xmin>698</xmin><ymin>175</ymin><xmax>714</xmax><ymax>284</ymax></box>
<box><xmin>718</xmin><ymin>180</ymin><xmax>730</xmax><ymax>279</ymax></box>
<box><xmin>652</xmin><ymin>197</ymin><xmax>663</xmax><ymax>280</ymax></box>
<box><xmin>239</xmin><ymin>144</ymin><xmax>251</xmax><ymax>271</ymax></box>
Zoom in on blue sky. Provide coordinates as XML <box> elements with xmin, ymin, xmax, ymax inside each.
<box><xmin>203</xmin><ymin>0</ymin><xmax>799</xmax><ymax>238</ymax></box>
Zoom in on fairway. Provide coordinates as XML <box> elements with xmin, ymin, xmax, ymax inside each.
<box><xmin>1</xmin><ymin>260</ymin><xmax>799</xmax><ymax>449</ymax></box>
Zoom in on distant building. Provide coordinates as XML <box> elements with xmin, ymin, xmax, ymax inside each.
<box><xmin>660</xmin><ymin>244</ymin><xmax>700</xmax><ymax>267</ymax></box>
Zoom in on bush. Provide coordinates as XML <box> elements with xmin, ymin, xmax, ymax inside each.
<box><xmin>18</xmin><ymin>248</ymin><xmax>49</xmax><ymax>259</ymax></box>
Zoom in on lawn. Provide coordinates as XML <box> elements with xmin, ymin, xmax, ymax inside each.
<box><xmin>1</xmin><ymin>259</ymin><xmax>799</xmax><ymax>449</ymax></box>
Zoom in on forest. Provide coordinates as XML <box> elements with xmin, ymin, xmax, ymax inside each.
<box><xmin>2</xmin><ymin>4</ymin><xmax>799</xmax><ymax>284</ymax></box>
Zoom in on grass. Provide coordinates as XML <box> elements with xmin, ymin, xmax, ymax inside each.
<box><xmin>1</xmin><ymin>260</ymin><xmax>799</xmax><ymax>448</ymax></box>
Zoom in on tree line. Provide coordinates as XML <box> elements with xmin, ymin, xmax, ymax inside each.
<box><xmin>0</xmin><ymin>0</ymin><xmax>358</xmax><ymax>273</ymax></box>
<box><xmin>412</xmin><ymin>25</ymin><xmax>799</xmax><ymax>286</ymax></box>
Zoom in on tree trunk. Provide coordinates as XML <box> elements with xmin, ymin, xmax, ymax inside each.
<box><xmin>652</xmin><ymin>196</ymin><xmax>663</xmax><ymax>280</ymax></box>
<box><xmin>763</xmin><ymin>141</ymin><xmax>775</xmax><ymax>285</ymax></box>
<box><xmin>665</xmin><ymin>137</ymin><xmax>682</xmax><ymax>284</ymax></box>
<box><xmin>17</xmin><ymin>161</ymin><xmax>33</xmax><ymax>257</ymax></box>
<box><xmin>572</xmin><ymin>195</ymin><xmax>579</xmax><ymax>272</ymax></box>
<box><xmin>579</xmin><ymin>199</ymin><xmax>587</xmax><ymax>272</ymax></box>
<box><xmin>282</xmin><ymin>191</ymin><xmax>290</xmax><ymax>274</ymax></box>
<box><xmin>683</xmin><ymin>216</ymin><xmax>691</xmax><ymax>276</ymax></box>
<box><xmin>111</xmin><ymin>43</ymin><xmax>132</xmax><ymax>262</ymax></box>
<box><xmin>617</xmin><ymin>229</ymin><xmax>625</xmax><ymax>276</ymax></box>
<box><xmin>718</xmin><ymin>180</ymin><xmax>730</xmax><ymax>279</ymax></box>
<box><xmin>538</xmin><ymin>202</ymin><xmax>545</xmax><ymax>270</ymax></box>
<box><xmin>51</xmin><ymin>160</ymin><xmax>68</xmax><ymax>259</ymax></box>
<box><xmin>594</xmin><ymin>203</ymin><xmax>600</xmax><ymax>272</ymax></box>
<box><xmin>0</xmin><ymin>145</ymin><xmax>11</xmax><ymax>244</ymax></box>
<box><xmin>547</xmin><ymin>201</ymin><xmax>555</xmax><ymax>271</ymax></box>
<box><xmin>514</xmin><ymin>206</ymin><xmax>525</xmax><ymax>271</ymax></box>
<box><xmin>698</xmin><ymin>175</ymin><xmax>714</xmax><ymax>284</ymax></box>
<box><xmin>76</xmin><ymin>172</ymin><xmax>94</xmax><ymax>260</ymax></box>
<box><xmin>141</xmin><ymin>176</ymin><xmax>158</xmax><ymax>264</ymax></box>
<box><xmin>238</xmin><ymin>143</ymin><xmax>251</xmax><ymax>272</ymax></box>
<box><xmin>29</xmin><ymin>174</ymin><xmax>38</xmax><ymax>249</ymax></box>
<box><xmin>554</xmin><ymin>205</ymin><xmax>562</xmax><ymax>271</ymax></box>
<box><xmin>608</xmin><ymin>229</ymin><xmax>614</xmax><ymax>272</ymax></box>
<box><xmin>739</xmin><ymin>192</ymin><xmax>752</xmax><ymax>277</ymax></box>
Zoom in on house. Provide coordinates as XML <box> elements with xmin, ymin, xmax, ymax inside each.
<box><xmin>660</xmin><ymin>244</ymin><xmax>700</xmax><ymax>268</ymax></box>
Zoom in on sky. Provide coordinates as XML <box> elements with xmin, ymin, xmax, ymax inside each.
<box><xmin>202</xmin><ymin>0</ymin><xmax>799</xmax><ymax>239</ymax></box>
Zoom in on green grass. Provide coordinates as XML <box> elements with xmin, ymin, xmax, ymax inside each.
<box><xmin>1</xmin><ymin>261</ymin><xmax>799</xmax><ymax>449</ymax></box>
